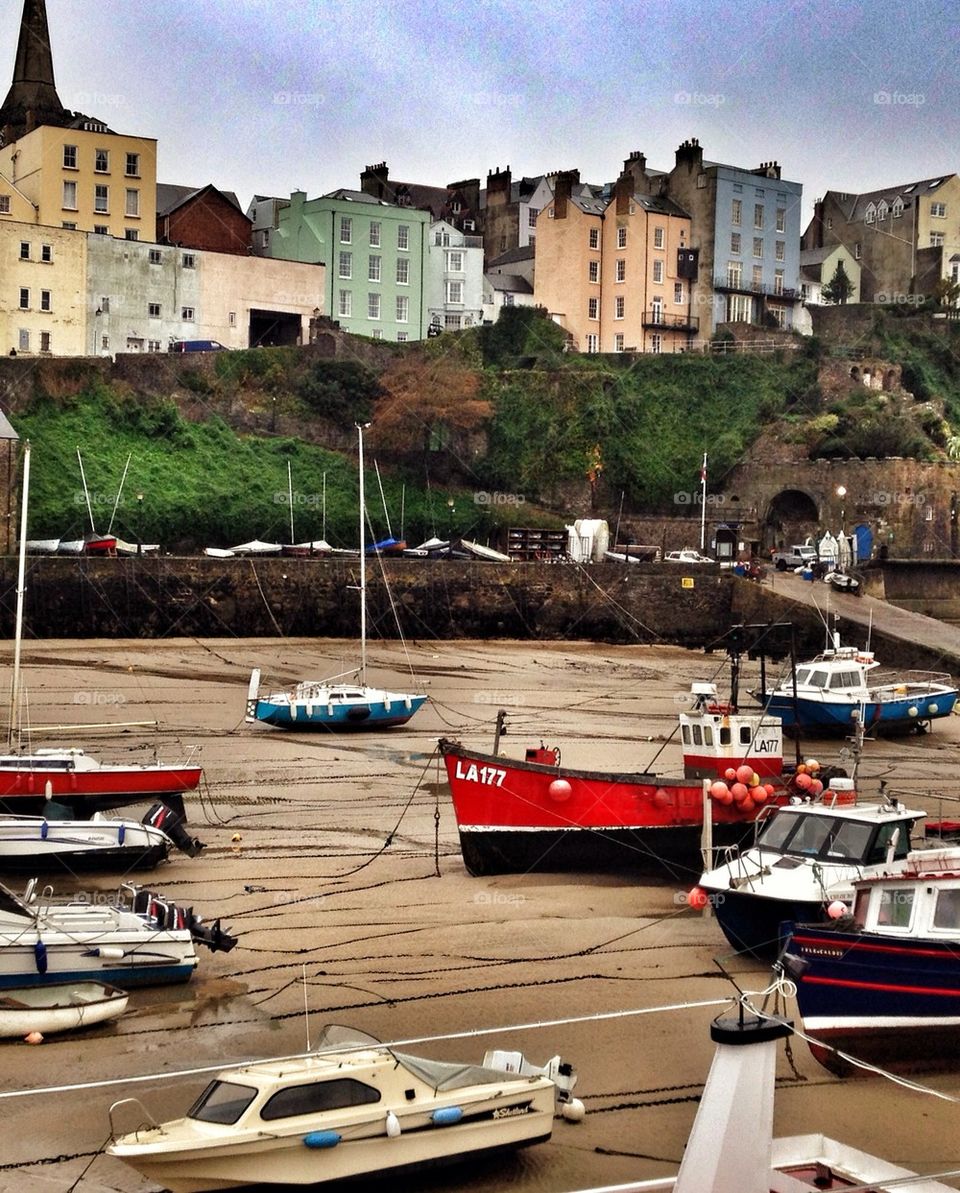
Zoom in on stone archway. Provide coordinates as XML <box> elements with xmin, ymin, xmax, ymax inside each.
<box><xmin>765</xmin><ymin>489</ymin><xmax>820</xmax><ymax>551</ymax></box>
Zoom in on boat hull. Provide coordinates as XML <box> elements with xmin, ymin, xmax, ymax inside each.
<box><xmin>441</xmin><ymin>741</ymin><xmax>782</xmax><ymax>877</ymax></box>
<box><xmin>0</xmin><ymin>980</ymin><xmax>128</xmax><ymax>1037</ymax></box>
<box><xmin>0</xmin><ymin>937</ymin><xmax>197</xmax><ymax>989</ymax></box>
<box><xmin>0</xmin><ymin>819</ymin><xmax>169</xmax><ymax>874</ymax></box>
<box><xmin>253</xmin><ymin>695</ymin><xmax>427</xmax><ymax>732</ymax></box>
<box><xmin>0</xmin><ymin>764</ymin><xmax>203</xmax><ymax>816</ymax></box>
<box><xmin>111</xmin><ymin>1088</ymin><xmax>555</xmax><ymax>1191</ymax></box>
<box><xmin>702</xmin><ymin>889</ymin><xmax>825</xmax><ymax>958</ymax></box>
<box><xmin>763</xmin><ymin>690</ymin><xmax>958</xmax><ymax>732</ymax></box>
<box><xmin>783</xmin><ymin>926</ymin><xmax>960</xmax><ymax>1074</ymax></box>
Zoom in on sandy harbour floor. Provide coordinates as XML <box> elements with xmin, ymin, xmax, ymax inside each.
<box><xmin>1</xmin><ymin>636</ymin><xmax>959</xmax><ymax>1193</ymax></box>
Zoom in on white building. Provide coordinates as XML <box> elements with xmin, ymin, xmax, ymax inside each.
<box><xmin>424</xmin><ymin>220</ymin><xmax>484</xmax><ymax>332</ymax></box>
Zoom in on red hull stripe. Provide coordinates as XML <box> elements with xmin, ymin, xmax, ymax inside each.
<box><xmin>804</xmin><ymin>974</ymin><xmax>960</xmax><ymax>999</ymax></box>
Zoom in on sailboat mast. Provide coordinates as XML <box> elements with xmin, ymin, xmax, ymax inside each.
<box><xmin>8</xmin><ymin>441</ymin><xmax>30</xmax><ymax>750</ymax></box>
<box><xmin>76</xmin><ymin>447</ymin><xmax>96</xmax><ymax>533</ymax></box>
<box><xmin>287</xmin><ymin>461</ymin><xmax>295</xmax><ymax>545</ymax></box>
<box><xmin>358</xmin><ymin>424</ymin><xmax>367</xmax><ymax>684</ymax></box>
<box><xmin>106</xmin><ymin>452</ymin><xmax>132</xmax><ymax>534</ymax></box>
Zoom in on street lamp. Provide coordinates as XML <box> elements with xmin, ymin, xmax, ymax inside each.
<box><xmin>836</xmin><ymin>485</ymin><xmax>846</xmax><ymax>531</ymax></box>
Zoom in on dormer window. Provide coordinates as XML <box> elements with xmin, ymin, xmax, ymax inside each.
<box><xmin>876</xmin><ymin>200</ymin><xmax>888</xmax><ymax>221</ymax></box>
<box><xmin>891</xmin><ymin>198</ymin><xmax>904</xmax><ymax>218</ymax></box>
<box><xmin>864</xmin><ymin>203</ymin><xmax>876</xmax><ymax>225</ymax></box>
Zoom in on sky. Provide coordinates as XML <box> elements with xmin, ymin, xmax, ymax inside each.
<box><xmin>2</xmin><ymin>0</ymin><xmax>957</xmax><ymax>226</ymax></box>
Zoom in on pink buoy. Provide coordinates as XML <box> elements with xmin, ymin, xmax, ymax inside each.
<box><xmin>827</xmin><ymin>900</ymin><xmax>847</xmax><ymax>920</ymax></box>
<box><xmin>724</xmin><ymin>767</ymin><xmax>737</xmax><ymax>782</ymax></box>
<box><xmin>809</xmin><ymin>778</ymin><xmax>824</xmax><ymax>796</ymax></box>
<box><xmin>548</xmin><ymin>779</ymin><xmax>572</xmax><ymax>802</ymax></box>
<box><xmin>687</xmin><ymin>887</ymin><xmax>709</xmax><ymax>910</ymax></box>
<box><xmin>794</xmin><ymin>772</ymin><xmax>813</xmax><ymax>791</ymax></box>
<box><xmin>740</xmin><ymin>796</ymin><xmax>755</xmax><ymax>813</ymax></box>
<box><xmin>735</xmin><ymin>765</ymin><xmax>754</xmax><ymax>785</ymax></box>
<box><xmin>730</xmin><ymin>782</ymin><xmax>749</xmax><ymax>802</ymax></box>
<box><xmin>709</xmin><ymin>781</ymin><xmax>730</xmax><ymax>800</ymax></box>
<box><xmin>763</xmin><ymin>783</ymin><xmax>776</xmax><ymax>798</ymax></box>
<box><xmin>752</xmin><ymin>787</ymin><xmax>768</xmax><ymax>804</ymax></box>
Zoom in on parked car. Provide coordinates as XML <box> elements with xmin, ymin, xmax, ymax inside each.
<box><xmin>770</xmin><ymin>543</ymin><xmax>817</xmax><ymax>571</ymax></box>
<box><xmin>664</xmin><ymin>549</ymin><xmax>715</xmax><ymax>564</ymax></box>
<box><xmin>168</xmin><ymin>340</ymin><xmax>228</xmax><ymax>353</ymax></box>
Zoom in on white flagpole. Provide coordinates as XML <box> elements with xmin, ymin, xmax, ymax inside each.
<box><xmin>699</xmin><ymin>452</ymin><xmax>707</xmax><ymax>552</ymax></box>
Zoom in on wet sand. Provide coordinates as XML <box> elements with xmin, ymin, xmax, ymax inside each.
<box><xmin>1</xmin><ymin>637</ymin><xmax>959</xmax><ymax>1193</ymax></box>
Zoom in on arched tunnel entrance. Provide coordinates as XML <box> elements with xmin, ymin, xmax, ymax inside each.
<box><xmin>765</xmin><ymin>489</ymin><xmax>820</xmax><ymax>551</ymax></box>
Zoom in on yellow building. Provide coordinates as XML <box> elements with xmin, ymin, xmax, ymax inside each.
<box><xmin>0</xmin><ymin>218</ymin><xmax>86</xmax><ymax>356</ymax></box>
<box><xmin>534</xmin><ymin>168</ymin><xmax>695</xmax><ymax>353</ymax></box>
<box><xmin>0</xmin><ymin>167</ymin><xmax>36</xmax><ymax>223</ymax></box>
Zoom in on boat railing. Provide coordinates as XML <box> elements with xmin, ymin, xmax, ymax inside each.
<box><xmin>868</xmin><ymin>669</ymin><xmax>956</xmax><ymax>698</ymax></box>
<box><xmin>109</xmin><ymin>1097</ymin><xmax>163</xmax><ymax>1140</ymax></box>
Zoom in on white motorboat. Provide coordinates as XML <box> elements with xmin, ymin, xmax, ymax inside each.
<box><xmin>692</xmin><ymin>783</ymin><xmax>925</xmax><ymax>956</ymax></box>
<box><xmin>0</xmin><ymin>879</ymin><xmax>235</xmax><ymax>990</ymax></box>
<box><xmin>0</xmin><ymin>980</ymin><xmax>128</xmax><ymax>1038</ymax></box>
<box><xmin>107</xmin><ymin>1025</ymin><xmax>582</xmax><ymax>1191</ymax></box>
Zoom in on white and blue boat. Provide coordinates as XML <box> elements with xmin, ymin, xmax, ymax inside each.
<box><xmin>759</xmin><ymin>632</ymin><xmax>958</xmax><ymax>733</ymax></box>
<box><xmin>782</xmin><ymin>845</ymin><xmax>960</xmax><ymax>1075</ymax></box>
<box><xmin>245</xmin><ymin>425</ymin><xmax>427</xmax><ymax>733</ymax></box>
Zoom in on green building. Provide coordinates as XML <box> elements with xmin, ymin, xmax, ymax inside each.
<box><xmin>269</xmin><ymin>189</ymin><xmax>429</xmax><ymax>341</ymax></box>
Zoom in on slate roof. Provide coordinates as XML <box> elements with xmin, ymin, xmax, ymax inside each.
<box><xmin>157</xmin><ymin>183</ymin><xmax>244</xmax><ymax>217</ymax></box>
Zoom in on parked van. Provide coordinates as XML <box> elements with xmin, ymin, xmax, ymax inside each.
<box><xmin>168</xmin><ymin>340</ymin><xmax>228</xmax><ymax>353</ymax></box>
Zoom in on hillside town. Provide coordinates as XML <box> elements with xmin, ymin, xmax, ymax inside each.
<box><xmin>1</xmin><ymin>0</ymin><xmax>958</xmax><ymax>360</ymax></box>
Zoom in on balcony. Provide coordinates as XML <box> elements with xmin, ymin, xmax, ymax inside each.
<box><xmin>641</xmin><ymin>310</ymin><xmax>700</xmax><ymax>332</ymax></box>
<box><xmin>713</xmin><ymin>274</ymin><xmax>798</xmax><ymax>300</ymax></box>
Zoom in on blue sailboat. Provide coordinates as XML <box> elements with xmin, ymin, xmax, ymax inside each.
<box><xmin>245</xmin><ymin>425</ymin><xmax>427</xmax><ymax>732</ymax></box>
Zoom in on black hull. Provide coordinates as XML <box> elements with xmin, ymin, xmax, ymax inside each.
<box><xmin>0</xmin><ymin>842</ymin><xmax>169</xmax><ymax>874</ymax></box>
<box><xmin>458</xmin><ymin>824</ymin><xmax>756</xmax><ymax>879</ymax></box>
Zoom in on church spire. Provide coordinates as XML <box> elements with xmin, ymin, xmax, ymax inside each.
<box><xmin>0</xmin><ymin>0</ymin><xmax>66</xmax><ymax>144</ymax></box>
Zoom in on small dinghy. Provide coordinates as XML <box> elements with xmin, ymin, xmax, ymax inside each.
<box><xmin>0</xmin><ymin>980</ymin><xmax>128</xmax><ymax>1038</ymax></box>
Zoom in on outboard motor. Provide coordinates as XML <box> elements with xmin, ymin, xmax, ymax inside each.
<box><xmin>142</xmin><ymin>802</ymin><xmax>205</xmax><ymax>858</ymax></box>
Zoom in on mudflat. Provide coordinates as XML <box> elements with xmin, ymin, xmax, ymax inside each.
<box><xmin>1</xmin><ymin>637</ymin><xmax>959</xmax><ymax>1193</ymax></box>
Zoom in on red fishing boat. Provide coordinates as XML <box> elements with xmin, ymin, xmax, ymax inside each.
<box><xmin>439</xmin><ymin>678</ymin><xmax>808</xmax><ymax>877</ymax></box>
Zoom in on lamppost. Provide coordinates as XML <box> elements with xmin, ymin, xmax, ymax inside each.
<box><xmin>836</xmin><ymin>485</ymin><xmax>846</xmax><ymax>532</ymax></box>
<box><xmin>136</xmin><ymin>491</ymin><xmax>144</xmax><ymax>556</ymax></box>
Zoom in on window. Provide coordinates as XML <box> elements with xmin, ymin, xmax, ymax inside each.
<box><xmin>731</xmin><ymin>232</ymin><xmax>741</xmax><ymax>254</ymax></box>
<box><xmin>614</xmin><ymin>333</ymin><xmax>624</xmax><ymax>352</ymax></box>
<box><xmin>854</xmin><ymin>242</ymin><xmax>862</xmax><ymax>260</ymax></box>
<box><xmin>125</xmin><ymin>152</ymin><xmax>140</xmax><ymax>177</ymax></box>
<box><xmin>397</xmin><ymin>224</ymin><xmax>409</xmax><ymax>250</ymax></box>
<box><xmin>368</xmin><ymin>255</ymin><xmax>381</xmax><ymax>282</ymax></box>
<box><xmin>148</xmin><ymin>340</ymin><xmax>162</xmax><ymax>352</ymax></box>
<box><xmin>651</xmin><ymin>296</ymin><xmax>663</xmax><ymax>323</ymax></box>
<box><xmin>125</xmin><ymin>189</ymin><xmax>140</xmax><ymax>217</ymax></box>
<box><xmin>338</xmin><ymin>290</ymin><xmax>352</xmax><ymax>317</ymax></box>
<box><xmin>188</xmin><ymin>1081</ymin><xmax>258</xmax><ymax>1126</ymax></box>
<box><xmin>674</xmin><ymin>282</ymin><xmax>683</xmax><ymax>304</ymax></box>
<box><xmin>39</xmin><ymin>331</ymin><xmax>50</xmax><ymax>353</ymax></box>
<box><xmin>654</xmin><ymin>226</ymin><xmax>665</xmax><ymax>249</ymax></box>
<box><xmin>100</xmin><ymin>334</ymin><xmax>109</xmax><ymax>351</ymax></box>
<box><xmin>396</xmin><ymin>257</ymin><xmax>409</xmax><ymax>285</ymax></box>
<box><xmin>125</xmin><ymin>229</ymin><xmax>139</xmax><ymax>241</ymax></box>
<box><xmin>931</xmin><ymin>201</ymin><xmax>947</xmax><ymax>217</ymax></box>
<box><xmin>770</xmin><ymin>306</ymin><xmax>785</xmax><ymax>328</ymax></box>
<box><xmin>731</xmin><ymin>198</ymin><xmax>742</xmax><ymax>226</ymax></box>
<box><xmin>148</xmin><ymin>302</ymin><xmax>161</xmax><ymax>317</ymax></box>
<box><xmin>149</xmin><ymin>249</ymin><xmax>162</xmax><ymax>264</ymax></box>
<box><xmin>589</xmin><ymin>260</ymin><xmax>600</xmax><ymax>283</ymax></box>
<box><xmin>617</xmin><ymin>227</ymin><xmax>627</xmax><ymax>248</ymax></box>
<box><xmin>754</xmin><ymin>204</ymin><xmax>764</xmax><ymax>229</ymax></box>
<box><xmin>589</xmin><ymin>228</ymin><xmax>600</xmax><ymax>249</ymax></box>
<box><xmin>40</xmin><ymin>290</ymin><xmax>51</xmax><ymax>311</ymax></box>
<box><xmin>368</xmin><ymin>293</ymin><xmax>381</xmax><ymax>319</ymax></box>
<box><xmin>447</xmin><ymin>250</ymin><xmax>464</xmax><ymax>272</ymax></box>
<box><xmin>877</xmin><ymin>887</ymin><xmax>914</xmax><ymax>929</ymax></box>
<box><xmin>340</xmin><ymin>216</ymin><xmax>352</xmax><ymax>244</ymax></box>
<box><xmin>62</xmin><ymin>180</ymin><xmax>77</xmax><ymax>209</ymax></box>
<box><xmin>934</xmin><ymin>889</ymin><xmax>960</xmax><ymax>930</ymax></box>
<box><xmin>445</xmin><ymin>314</ymin><xmax>461</xmax><ymax>329</ymax></box>
<box><xmin>369</xmin><ymin>221</ymin><xmax>381</xmax><ymax>247</ymax></box>
<box><xmin>776</xmin><ymin>207</ymin><xmax>786</xmax><ymax>232</ymax></box>
<box><xmin>585</xmin><ymin>333</ymin><xmax>599</xmax><ymax>353</ymax></box>
<box><xmin>0</xmin><ymin>195</ymin><xmax>10</xmax><ymax>214</ymax></box>
<box><xmin>18</xmin><ymin>288</ymin><xmax>29</xmax><ymax>309</ymax></box>
<box><xmin>528</xmin><ymin>207</ymin><xmax>539</xmax><ymax>227</ymax></box>
<box><xmin>100</xmin><ymin>297</ymin><xmax>111</xmax><ymax>314</ymax></box>
<box><xmin>181</xmin><ymin>306</ymin><xmax>195</xmax><ymax>320</ymax></box>
<box><xmin>752</xmin><ymin>264</ymin><xmax>763</xmax><ymax>288</ymax></box>
<box><xmin>41</xmin><ymin>244</ymin><xmax>52</xmax><ymax>262</ymax></box>
<box><xmin>865</xmin><ymin>204</ymin><xmax>875</xmax><ymax>225</ymax></box>
<box><xmin>63</xmin><ymin>144</ymin><xmax>78</xmax><ymax>169</ymax></box>
<box><xmin>892</xmin><ymin>198</ymin><xmax>904</xmax><ymax>218</ymax></box>
<box><xmin>930</xmin><ymin>232</ymin><xmax>945</xmax><ymax>247</ymax></box>
<box><xmin>877</xmin><ymin>200</ymin><xmax>888</xmax><ymax>221</ymax></box>
<box><xmin>616</xmin><ymin>259</ymin><xmax>626</xmax><ymax>282</ymax></box>
<box><xmin>503</xmin><ymin>293</ymin><xmax>514</xmax><ymax>306</ymax></box>
<box><xmin>94</xmin><ymin>185</ymin><xmax>109</xmax><ymax>213</ymax></box>
<box><xmin>19</xmin><ymin>241</ymin><xmax>29</xmax><ymax>260</ymax></box>
<box><xmin>372</xmin><ymin>329</ymin><xmax>383</xmax><ymax>340</ymax></box>
<box><xmin>651</xmin><ymin>333</ymin><xmax>662</xmax><ymax>353</ymax></box>
<box><xmin>18</xmin><ymin>329</ymin><xmax>29</xmax><ymax>352</ymax></box>
<box><xmin>588</xmin><ymin>296</ymin><xmax>599</xmax><ymax>319</ymax></box>
<box><xmin>727</xmin><ymin>262</ymin><xmax>742</xmax><ymax>287</ymax></box>
<box><xmin>652</xmin><ymin>260</ymin><xmax>663</xmax><ymax>283</ymax></box>
<box><xmin>774</xmin><ymin>270</ymin><xmax>784</xmax><ymax>295</ymax></box>
<box><xmin>397</xmin><ymin>332</ymin><xmax>408</xmax><ymax>342</ymax></box>
<box><xmin>95</xmin><ymin>148</ymin><xmax>109</xmax><ymax>173</ymax></box>
<box><xmin>775</xmin><ymin>240</ymin><xmax>785</xmax><ymax>262</ymax></box>
<box><xmin>752</xmin><ymin>237</ymin><xmax>763</xmax><ymax>257</ymax></box>
<box><xmin>228</xmin><ymin>312</ymin><xmax>236</xmax><ymax>326</ymax></box>
<box><xmin>333</xmin><ymin>249</ymin><xmax>353</xmax><ymax>281</ymax></box>
<box><xmin>615</xmin><ymin>295</ymin><xmax>625</xmax><ymax>319</ymax></box>
<box><xmin>445</xmin><ymin>280</ymin><xmax>463</xmax><ymax>304</ymax></box>
<box><xmin>93</xmin><ymin>224</ymin><xmax>107</xmax><ymax>235</ymax></box>
<box><xmin>396</xmin><ymin>295</ymin><xmax>408</xmax><ymax>323</ymax></box>
<box><xmin>182</xmin><ymin>253</ymin><xmax>195</xmax><ymax>268</ymax></box>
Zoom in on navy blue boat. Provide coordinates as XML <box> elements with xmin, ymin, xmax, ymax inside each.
<box><xmin>781</xmin><ymin>846</ymin><xmax>960</xmax><ymax>1075</ymax></box>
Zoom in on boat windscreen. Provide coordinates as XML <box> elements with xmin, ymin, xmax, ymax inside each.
<box><xmin>0</xmin><ymin>884</ymin><xmax>32</xmax><ymax>919</ymax></box>
<box><xmin>187</xmin><ymin>1080</ymin><xmax>258</xmax><ymax>1125</ymax></box>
